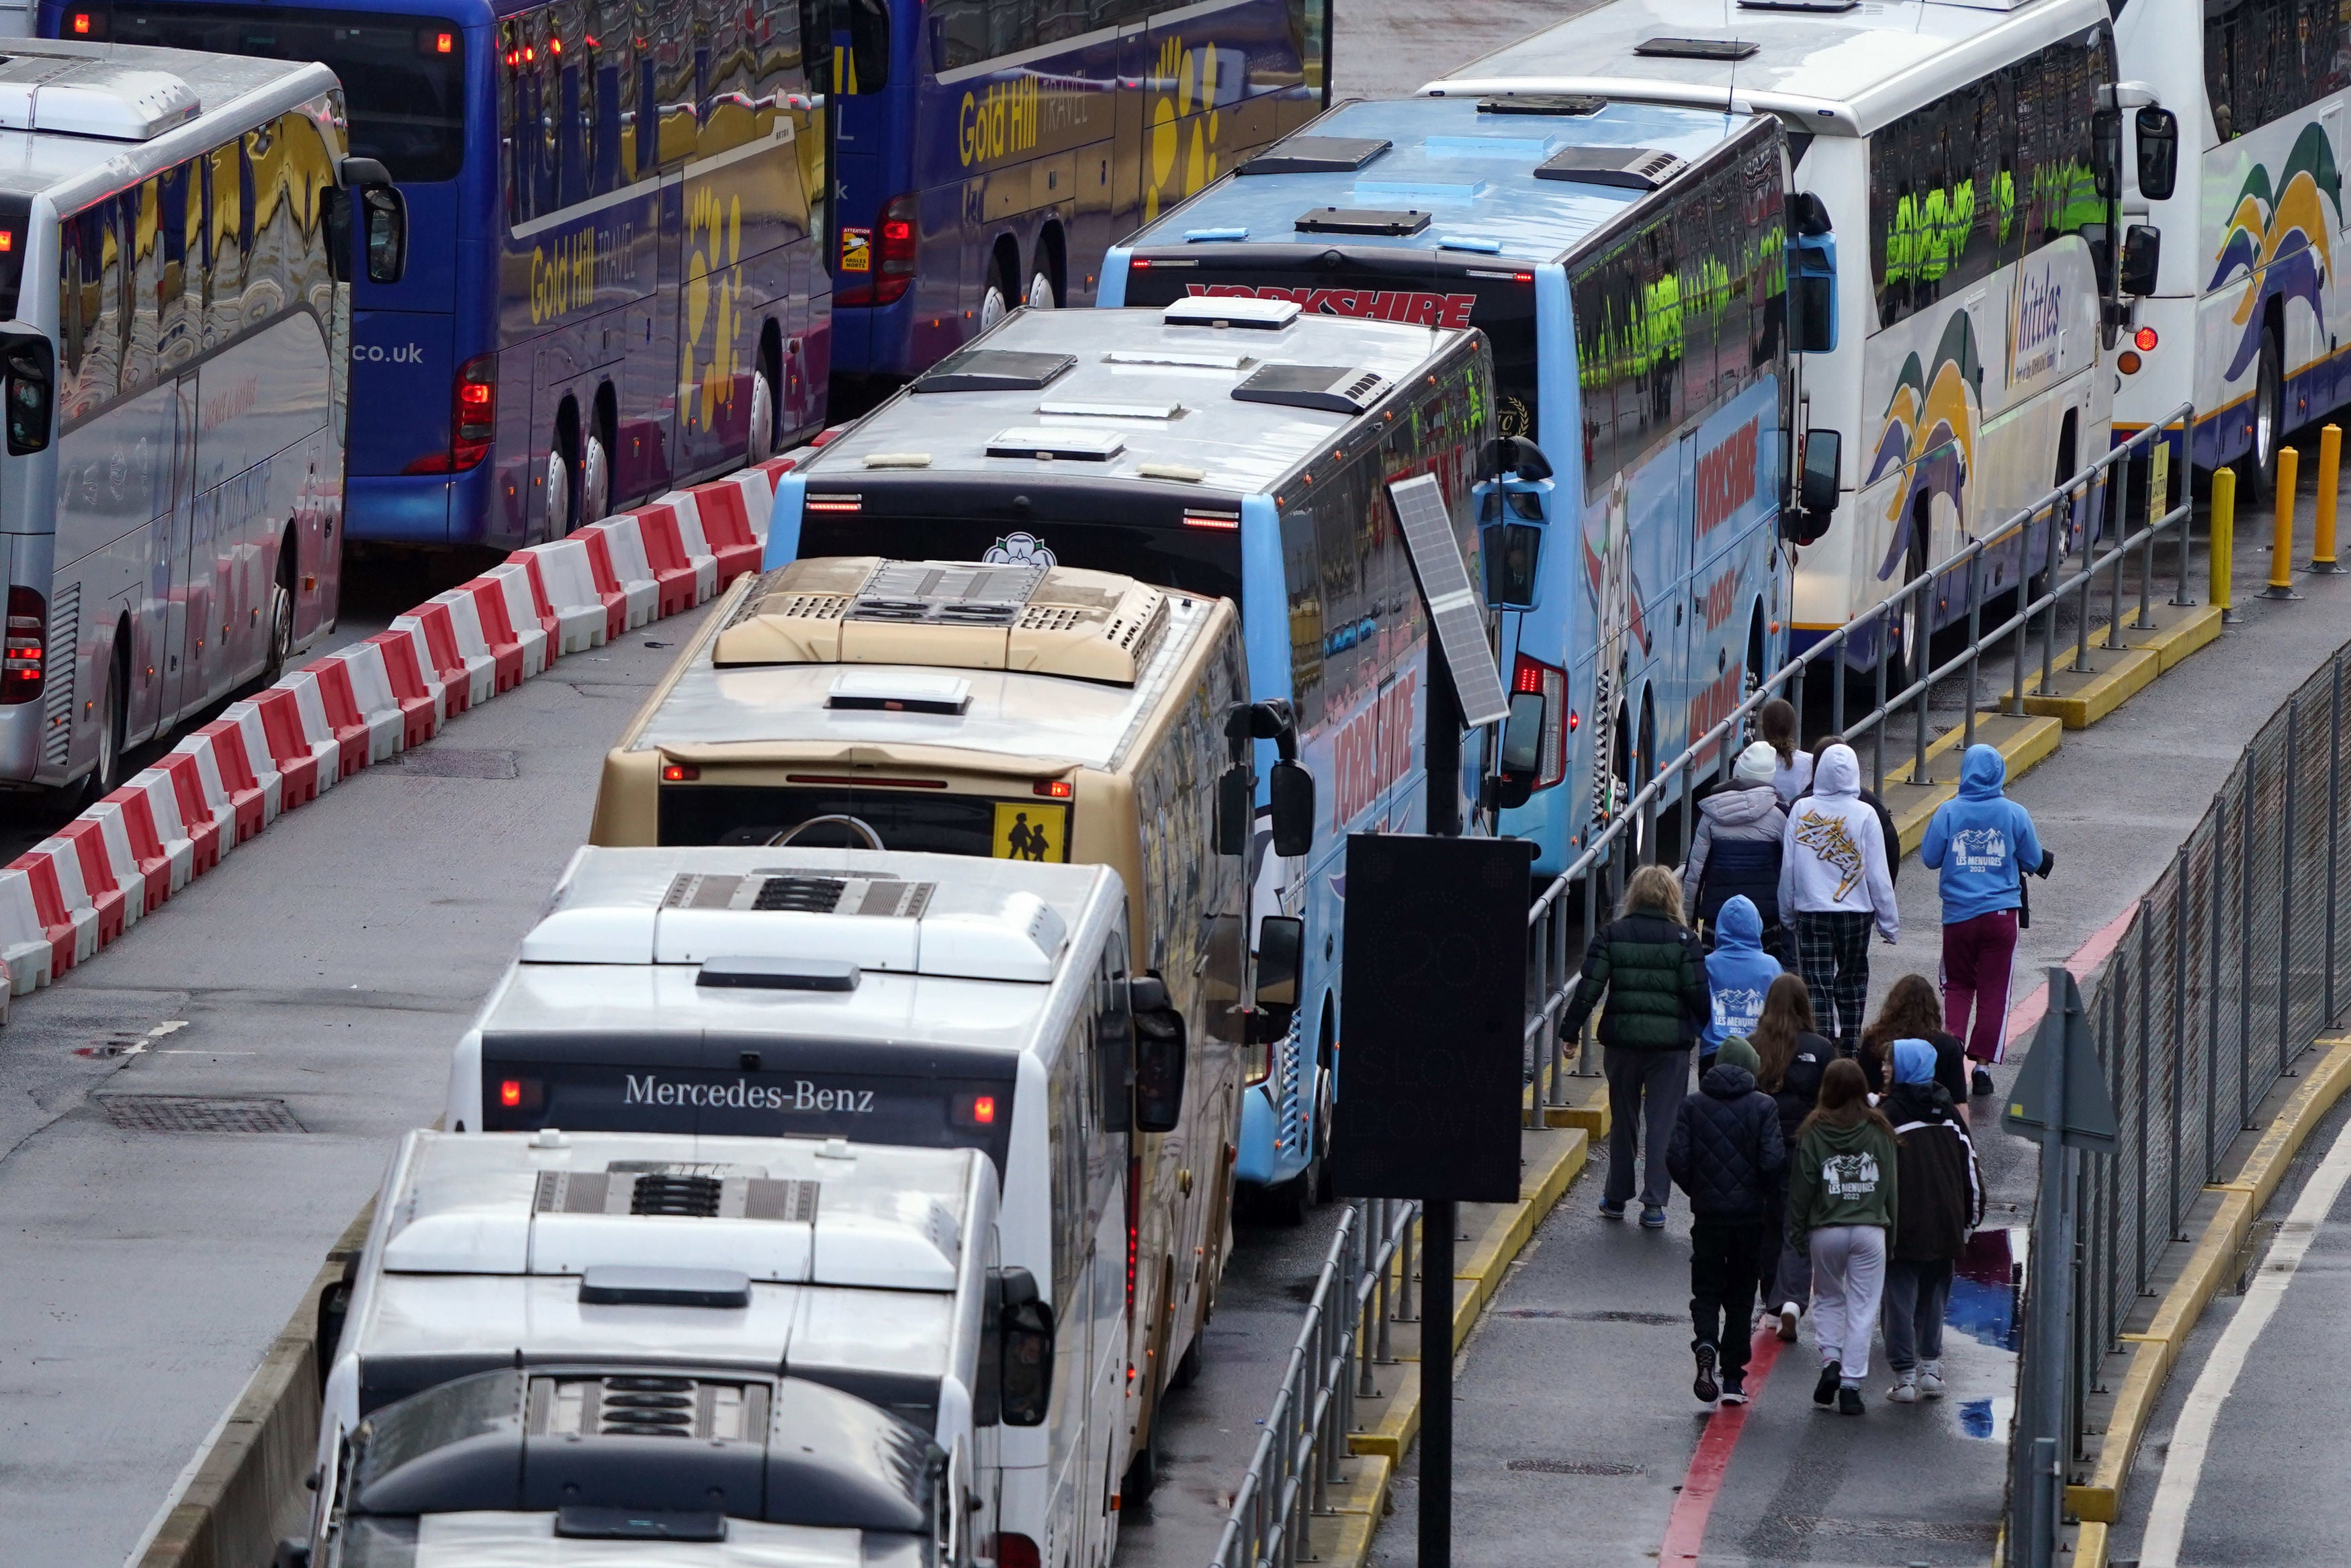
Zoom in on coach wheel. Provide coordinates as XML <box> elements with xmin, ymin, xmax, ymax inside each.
<box><xmin>2246</xmin><ymin>321</ymin><xmax>2284</xmax><ymax>502</ymax></box>
<box><xmin>979</xmin><ymin>250</ymin><xmax>1016</xmax><ymax>330</ymax></box>
<box><xmin>265</xmin><ymin>541</ymin><xmax>296</xmax><ymax>682</ymax></box>
<box><xmin>1027</xmin><ymin>267</ymin><xmax>1057</xmax><ymax>310</ymax></box>
<box><xmin>578</xmin><ymin>428</ymin><xmax>611</xmax><ymax>526</ymax></box>
<box><xmin>747</xmin><ymin>363</ymin><xmax>777</xmax><ymax>467</ymax></box>
<box><xmin>86</xmin><ymin>642</ymin><xmax>126</xmax><ymax>804</ymax></box>
<box><xmin>544</xmin><ymin>445</ymin><xmax>573</xmax><ymax>540</ymax></box>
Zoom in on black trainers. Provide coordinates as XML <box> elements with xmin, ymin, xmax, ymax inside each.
<box><xmin>1813</xmin><ymin>1361</ymin><xmax>1841</xmax><ymax>1407</ymax></box>
<box><xmin>1972</xmin><ymin>1066</ymin><xmax>1996</xmax><ymax>1097</ymax></box>
<box><xmin>1693</xmin><ymin>1340</ymin><xmax>1720</xmax><ymax>1404</ymax></box>
<box><xmin>1718</xmin><ymin>1374</ymin><xmax>1748</xmax><ymax>1406</ymax></box>
<box><xmin>1838</xmin><ymin>1384</ymin><xmax>1865</xmax><ymax>1416</ymax></box>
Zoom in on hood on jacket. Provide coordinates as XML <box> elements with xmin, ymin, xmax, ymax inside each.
<box><xmin>1715</xmin><ymin>894</ymin><xmax>1765</xmax><ymax>950</ymax></box>
<box><xmin>1959</xmin><ymin>742</ymin><xmax>2007</xmax><ymax>799</ymax></box>
<box><xmin>1814</xmin><ymin>743</ymin><xmax>1861</xmax><ymax>798</ymax></box>
<box><xmin>1701</xmin><ymin>783</ymin><xmax>1783</xmax><ymax>829</ymax></box>
<box><xmin>1884</xmin><ymin>1078</ymin><xmax>1958</xmax><ymax>1127</ymax></box>
<box><xmin>1892</xmin><ymin>1037</ymin><xmax>1938</xmax><ymax>1085</ymax></box>
<box><xmin>1805</xmin><ymin>1115</ymin><xmax>1883</xmax><ymax>1154</ymax></box>
<box><xmin>1701</xmin><ymin>1061</ymin><xmax>1761</xmax><ymax>1099</ymax></box>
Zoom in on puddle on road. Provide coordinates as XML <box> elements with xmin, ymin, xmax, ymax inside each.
<box><xmin>1951</xmin><ymin>1228</ymin><xmax>2023</xmax><ymax>1350</ymax></box>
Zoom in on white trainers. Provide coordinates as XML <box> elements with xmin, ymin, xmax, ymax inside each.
<box><xmin>1918</xmin><ymin>1361</ymin><xmax>1946</xmax><ymax>1399</ymax></box>
<box><xmin>1777</xmin><ymin>1302</ymin><xmax>1800</xmax><ymax>1342</ymax></box>
<box><xmin>1888</xmin><ymin>1370</ymin><xmax>1919</xmax><ymax>1403</ymax></box>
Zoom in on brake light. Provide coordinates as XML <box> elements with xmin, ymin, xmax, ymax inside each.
<box><xmin>661</xmin><ymin>762</ymin><xmax>699</xmax><ymax>782</ymax></box>
<box><xmin>837</xmin><ymin>192</ymin><xmax>918</xmax><ymax>306</ymax></box>
<box><xmin>68</xmin><ymin>9</ymin><xmax>99</xmax><ymax>34</ymax></box>
<box><xmin>404</xmin><ymin>354</ymin><xmax>498</xmax><ymax>474</ymax></box>
<box><xmin>1183</xmin><ymin>510</ymin><xmax>1241</xmax><ymax>530</ymax></box>
<box><xmin>2</xmin><ymin>586</ymin><xmax>44</xmax><ymax>704</ymax></box>
<box><xmin>994</xmin><ymin>1536</ymin><xmax>1040</xmax><ymax>1568</ymax></box>
<box><xmin>971</xmin><ymin>1094</ymin><xmax>995</xmax><ymax>1124</ymax></box>
<box><xmin>2135</xmin><ymin>326</ymin><xmax>2158</xmax><ymax>352</ymax></box>
<box><xmin>499</xmin><ymin>1079</ymin><xmax>523</xmax><ymax>1107</ymax></box>
<box><xmin>805</xmin><ymin>494</ymin><xmax>862</xmax><ymax>513</ymax></box>
<box><xmin>1512</xmin><ymin>653</ymin><xmax>1567</xmax><ymax>789</ymax></box>
<box><xmin>1034</xmin><ymin>778</ymin><xmax>1073</xmax><ymax>798</ymax></box>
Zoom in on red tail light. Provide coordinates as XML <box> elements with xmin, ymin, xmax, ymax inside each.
<box><xmin>993</xmin><ymin>1536</ymin><xmax>1040</xmax><ymax>1568</ymax></box>
<box><xmin>404</xmin><ymin>354</ymin><xmax>497</xmax><ymax>474</ymax></box>
<box><xmin>1</xmin><ymin>586</ymin><xmax>43</xmax><ymax>704</ymax></box>
<box><xmin>838</xmin><ymin>193</ymin><xmax>918</xmax><ymax>307</ymax></box>
<box><xmin>1512</xmin><ymin>653</ymin><xmax>1567</xmax><ymax>790</ymax></box>
<box><xmin>498</xmin><ymin>1079</ymin><xmax>524</xmax><ymax>1107</ymax></box>
<box><xmin>1126</xmin><ymin>1153</ymin><xmax>1141</xmax><ymax>1320</ymax></box>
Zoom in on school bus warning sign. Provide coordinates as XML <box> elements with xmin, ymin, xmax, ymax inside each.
<box><xmin>991</xmin><ymin>801</ymin><xmax>1067</xmax><ymax>862</ymax></box>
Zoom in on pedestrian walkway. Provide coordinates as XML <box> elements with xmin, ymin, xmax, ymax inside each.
<box><xmin>1363</xmin><ymin>535</ymin><xmax>2351</xmax><ymax>1566</ymax></box>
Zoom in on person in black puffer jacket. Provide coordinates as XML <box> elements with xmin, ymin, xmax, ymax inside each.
<box><xmin>1880</xmin><ymin>1039</ymin><xmax>1984</xmax><ymax>1402</ymax></box>
<box><xmin>1667</xmin><ymin>1035</ymin><xmax>1785</xmax><ymax>1407</ymax></box>
<box><xmin>1562</xmin><ymin>864</ymin><xmax>1712</xmax><ymax>1228</ymax></box>
<box><xmin>1750</xmin><ymin>974</ymin><xmax>1834</xmax><ymax>1342</ymax></box>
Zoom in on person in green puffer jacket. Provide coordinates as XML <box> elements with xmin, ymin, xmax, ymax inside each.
<box><xmin>1785</xmin><ymin>1056</ymin><xmax>1900</xmax><ymax>1416</ymax></box>
<box><xmin>1562</xmin><ymin>863</ymin><xmax>1711</xmax><ymax>1229</ymax></box>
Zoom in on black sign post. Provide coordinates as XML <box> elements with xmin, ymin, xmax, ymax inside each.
<box><xmin>2002</xmin><ymin>967</ymin><xmax>2118</xmax><ymax>1568</ymax></box>
<box><xmin>1332</xmin><ymin>831</ymin><xmax>1529</xmax><ymax>1567</ymax></box>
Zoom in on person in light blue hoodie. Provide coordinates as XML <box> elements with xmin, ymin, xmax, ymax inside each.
<box><xmin>1700</xmin><ymin>895</ymin><xmax>1782</xmax><ymax>1074</ymax></box>
<box><xmin>1919</xmin><ymin>744</ymin><xmax>2051</xmax><ymax>1093</ymax></box>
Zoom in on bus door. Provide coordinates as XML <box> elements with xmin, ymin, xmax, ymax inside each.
<box><xmin>171</xmin><ymin>375</ymin><xmax>224</xmax><ymax>715</ymax></box>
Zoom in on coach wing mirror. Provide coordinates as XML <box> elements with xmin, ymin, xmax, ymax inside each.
<box><xmin>1782</xmin><ymin>428</ymin><xmax>1840</xmax><ymax>543</ymax></box>
<box><xmin>2135</xmin><ymin>107</ymin><xmax>2178</xmax><ymax>202</ymax></box>
<box><xmin>1495</xmin><ymin>690</ymin><xmax>1544</xmax><ymax>809</ymax></box>
<box><xmin>0</xmin><ymin>330</ymin><xmax>52</xmax><ymax>456</ymax></box>
<box><xmin>1131</xmin><ymin>975</ymin><xmax>1187</xmax><ymax>1133</ymax></box>
<box><xmin>1482</xmin><ymin>520</ymin><xmax>1542</xmax><ymax>608</ymax></box>
<box><xmin>839</xmin><ymin>0</ymin><xmax>890</xmax><ymax>93</ymax></box>
<box><xmin>2120</xmin><ymin>224</ymin><xmax>2162</xmax><ymax>297</ymax></box>
<box><xmin>1216</xmin><ymin>764</ymin><xmax>1251</xmax><ymax>856</ymax></box>
<box><xmin>985</xmin><ymin>1267</ymin><xmax>1055</xmax><ymax>1427</ymax></box>
<box><xmin>1254</xmin><ymin>915</ymin><xmax>1304</xmax><ymax>1015</ymax></box>
<box><xmin>1269</xmin><ymin>759</ymin><xmax>1314</xmax><ymax>858</ymax></box>
<box><xmin>1483</xmin><ymin>434</ymin><xmax>1552</xmax><ymax>483</ymax></box>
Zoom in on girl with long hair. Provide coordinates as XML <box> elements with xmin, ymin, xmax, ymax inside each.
<box><xmin>1753</xmin><ymin>973</ymin><xmax>1835</xmax><ymax>1340</ymax></box>
<box><xmin>1858</xmin><ymin>973</ymin><xmax>1971</xmax><ymax>1117</ymax></box>
<box><xmin>1786</xmin><ymin>1057</ymin><xmax>1900</xmax><ymax>1414</ymax></box>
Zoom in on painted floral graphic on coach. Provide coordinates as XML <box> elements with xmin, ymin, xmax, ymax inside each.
<box><xmin>1865</xmin><ymin>310</ymin><xmax>1982</xmax><ymax>581</ymax></box>
<box><xmin>2210</xmin><ymin>122</ymin><xmax>2341</xmax><ymax>382</ymax></box>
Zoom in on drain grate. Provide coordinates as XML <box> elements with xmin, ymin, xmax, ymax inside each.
<box><xmin>392</xmin><ymin>748</ymin><xmax>520</xmax><ymax>779</ymax></box>
<box><xmin>1494</xmin><ymin>1307</ymin><xmax>1682</xmax><ymax>1325</ymax></box>
<box><xmin>1507</xmin><ymin>1458</ymin><xmax>1640</xmax><ymax>1476</ymax></box>
<box><xmin>1772</xmin><ymin>1516</ymin><xmax>1998</xmax><ymax>1542</ymax></box>
<box><xmin>98</xmin><ymin>1096</ymin><xmax>303</xmax><ymax>1134</ymax></box>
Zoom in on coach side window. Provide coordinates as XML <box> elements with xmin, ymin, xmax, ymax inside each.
<box><xmin>2205</xmin><ymin>0</ymin><xmax>2346</xmax><ymax>141</ymax></box>
<box><xmin>2006</xmin><ymin>37</ymin><xmax>2103</xmax><ymax>260</ymax></box>
<box><xmin>56</xmin><ymin>204</ymin><xmax>124</xmax><ymax>425</ymax></box>
<box><xmin>1870</xmin><ymin>73</ymin><xmax>2004</xmax><ymax>328</ymax></box>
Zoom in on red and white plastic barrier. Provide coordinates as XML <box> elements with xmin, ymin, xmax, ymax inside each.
<box><xmin>0</xmin><ymin>459</ymin><xmax>789</xmax><ymax>1000</ymax></box>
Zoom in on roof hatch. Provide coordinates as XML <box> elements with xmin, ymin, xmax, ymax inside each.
<box><xmin>911</xmin><ymin>347</ymin><xmax>1076</xmax><ymax>393</ymax></box>
<box><xmin>1534</xmin><ymin>145</ymin><xmax>1689</xmax><ymax>191</ymax></box>
<box><xmin>1737</xmin><ymin>0</ymin><xmax>1858</xmax><ymax>11</ymax></box>
<box><xmin>1239</xmin><ymin>134</ymin><xmax>1392</xmax><ymax>175</ymax></box>
<box><xmin>0</xmin><ymin>57</ymin><xmax>199</xmax><ymax>138</ymax></box>
<box><xmin>985</xmin><ymin>425</ymin><xmax>1125</xmax><ymax>461</ymax></box>
<box><xmin>713</xmin><ymin>557</ymin><xmax>1173</xmax><ymax>685</ymax></box>
<box><xmin>1161</xmin><ymin>295</ymin><xmax>1298</xmax><ymax>330</ymax></box>
<box><xmin>1631</xmin><ymin>35</ymin><xmax>1759</xmax><ymax>59</ymax></box>
<box><xmin>1477</xmin><ymin>93</ymin><xmax>1607</xmax><ymax>116</ymax></box>
<box><xmin>1233</xmin><ymin>363</ymin><xmax>1390</xmax><ymax>416</ymax></box>
<box><xmin>1293</xmin><ymin>205</ymin><xmax>1431</xmax><ymax>236</ymax></box>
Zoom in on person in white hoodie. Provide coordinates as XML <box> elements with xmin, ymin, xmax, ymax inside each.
<box><xmin>1777</xmin><ymin>743</ymin><xmax>1899</xmax><ymax>1049</ymax></box>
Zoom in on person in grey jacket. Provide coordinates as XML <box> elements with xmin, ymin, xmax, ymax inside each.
<box><xmin>1682</xmin><ymin>742</ymin><xmax>1787</xmax><ymax>933</ymax></box>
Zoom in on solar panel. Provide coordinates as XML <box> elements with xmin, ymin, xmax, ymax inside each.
<box><xmin>1385</xmin><ymin>474</ymin><xmax>1509</xmax><ymax>729</ymax></box>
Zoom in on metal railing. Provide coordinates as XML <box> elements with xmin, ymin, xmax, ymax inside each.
<box><xmin>1524</xmin><ymin>407</ymin><xmax>2197</xmax><ymax>1109</ymax></box>
<box><xmin>1210</xmin><ymin>1197</ymin><xmax>1419</xmax><ymax>1568</ymax></box>
<box><xmin>2004</xmin><ymin>627</ymin><xmax>2351</xmax><ymax>1563</ymax></box>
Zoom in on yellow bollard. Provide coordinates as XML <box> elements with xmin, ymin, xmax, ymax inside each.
<box><xmin>2313</xmin><ymin>424</ymin><xmax>2346</xmax><ymax>573</ymax></box>
<box><xmin>2213</xmin><ymin>466</ymin><xmax>2237</xmax><ymax>620</ymax></box>
<box><xmin>2263</xmin><ymin>445</ymin><xmax>2303</xmax><ymax>600</ymax></box>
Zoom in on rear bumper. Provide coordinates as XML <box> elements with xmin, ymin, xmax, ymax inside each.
<box><xmin>345</xmin><ymin>463</ymin><xmax>494</xmax><ymax>547</ymax></box>
<box><xmin>0</xmin><ymin>701</ymin><xmax>51</xmax><ymax>786</ymax></box>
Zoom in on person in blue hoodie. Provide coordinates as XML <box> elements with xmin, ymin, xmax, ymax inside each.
<box><xmin>1699</xmin><ymin>895</ymin><xmax>1781</xmax><ymax>1075</ymax></box>
<box><xmin>1919</xmin><ymin>744</ymin><xmax>2051</xmax><ymax>1095</ymax></box>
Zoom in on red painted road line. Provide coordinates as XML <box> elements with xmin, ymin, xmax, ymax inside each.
<box><xmin>1658</xmin><ymin>1328</ymin><xmax>1785</xmax><ymax>1563</ymax></box>
<box><xmin>1656</xmin><ymin>901</ymin><xmax>2139</xmax><ymax>1563</ymax></box>
<box><xmin>2002</xmin><ymin>901</ymin><xmax>2140</xmax><ymax>1052</ymax></box>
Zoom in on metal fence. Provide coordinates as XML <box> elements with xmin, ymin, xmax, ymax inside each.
<box><xmin>1524</xmin><ymin>407</ymin><xmax>2197</xmax><ymax>1110</ymax></box>
<box><xmin>1210</xmin><ymin>1197</ymin><xmax>1419</xmax><ymax>1568</ymax></box>
<box><xmin>2033</xmin><ymin>629</ymin><xmax>2351</xmax><ymax>1508</ymax></box>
